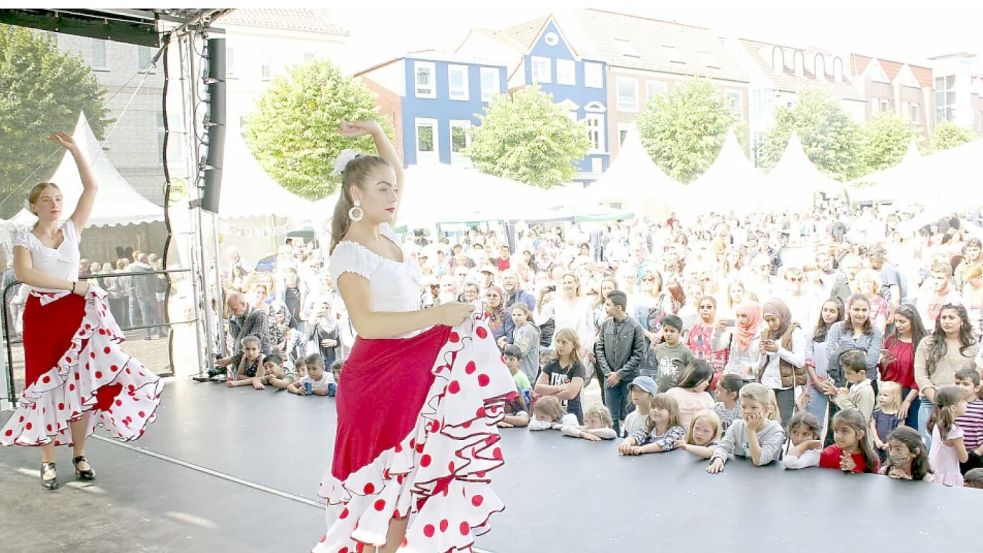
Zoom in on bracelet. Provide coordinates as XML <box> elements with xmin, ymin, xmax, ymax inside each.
<box><xmin>71</xmin><ymin>281</ymin><xmax>76</xmax><ymax>293</ymax></box>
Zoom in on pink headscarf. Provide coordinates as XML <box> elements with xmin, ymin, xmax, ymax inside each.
<box><xmin>735</xmin><ymin>301</ymin><xmax>762</xmax><ymax>352</ymax></box>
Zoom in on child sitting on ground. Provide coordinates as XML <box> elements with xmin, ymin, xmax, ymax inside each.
<box><xmin>619</xmin><ymin>394</ymin><xmax>685</xmax><ymax>456</ymax></box>
<box><xmin>498</xmin><ymin>388</ymin><xmax>530</xmax><ymax>429</ymax></box>
<box><xmin>652</xmin><ymin>315</ymin><xmax>696</xmax><ymax>392</ymax></box>
<box><xmin>263</xmin><ymin>354</ymin><xmax>294</xmax><ymax>391</ymax></box>
<box><xmin>782</xmin><ymin>412</ymin><xmax>822</xmax><ymax>470</ymax></box>
<box><xmin>820</xmin><ymin>408</ymin><xmax>880</xmax><ymax>474</ymax></box>
<box><xmin>529</xmin><ymin>396</ymin><xmax>578</xmax><ymax>431</ymax></box>
<box><xmin>666</xmin><ymin>360</ymin><xmax>715</xmax><ymax>428</ymax></box>
<box><xmin>288</xmin><ymin>354</ymin><xmax>334</xmax><ymax>396</ymax></box>
<box><xmin>830</xmin><ymin>349</ymin><xmax>875</xmax><ymax>423</ymax></box>
<box><xmin>504</xmin><ymin>344</ymin><xmax>533</xmax><ymax>405</ymax></box>
<box><xmin>562</xmin><ymin>404</ymin><xmax>618</xmax><ymax>441</ymax></box>
<box><xmin>677</xmin><ymin>409</ymin><xmax>722</xmax><ymax>459</ymax></box>
<box><xmin>623</xmin><ymin>376</ymin><xmax>659</xmax><ymax>437</ymax></box>
<box><xmin>870</xmin><ymin>381</ymin><xmax>903</xmax><ymax>462</ymax></box>
<box><xmin>227</xmin><ymin>335</ymin><xmax>266</xmax><ymax>390</ymax></box>
<box><xmin>707</xmin><ymin>383</ymin><xmax>786</xmax><ymax>473</ymax></box>
<box><xmin>964</xmin><ymin>468</ymin><xmax>983</xmax><ymax>489</ymax></box>
<box><xmin>879</xmin><ymin>426</ymin><xmax>933</xmax><ymax>481</ymax></box>
<box><xmin>329</xmin><ymin>359</ymin><xmax>343</xmax><ymax>396</ymax></box>
<box><xmin>954</xmin><ymin>367</ymin><xmax>983</xmax><ymax>474</ymax></box>
<box><xmin>713</xmin><ymin>373</ymin><xmax>743</xmax><ymax>432</ymax></box>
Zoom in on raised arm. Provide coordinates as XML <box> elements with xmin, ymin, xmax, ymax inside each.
<box><xmin>339</xmin><ymin>120</ymin><xmax>404</xmax><ymax>207</ymax></box>
<box><xmin>48</xmin><ymin>132</ymin><xmax>98</xmax><ymax>232</ymax></box>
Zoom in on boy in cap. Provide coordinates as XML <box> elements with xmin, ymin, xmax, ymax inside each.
<box><xmin>622</xmin><ymin>376</ymin><xmax>659</xmax><ymax>438</ymax></box>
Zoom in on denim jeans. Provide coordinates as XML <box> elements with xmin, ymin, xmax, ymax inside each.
<box><xmin>918</xmin><ymin>399</ymin><xmax>934</xmax><ymax>450</ymax></box>
<box><xmin>131</xmin><ymin>297</ymin><xmax>161</xmax><ymax>338</ymax></box>
<box><xmin>604</xmin><ymin>380</ymin><xmax>631</xmax><ymax>435</ymax></box>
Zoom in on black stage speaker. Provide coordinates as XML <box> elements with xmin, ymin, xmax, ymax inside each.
<box><xmin>201</xmin><ymin>36</ymin><xmax>226</xmax><ymax>214</ymax></box>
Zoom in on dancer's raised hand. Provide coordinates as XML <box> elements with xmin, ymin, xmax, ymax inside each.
<box><xmin>48</xmin><ymin>131</ymin><xmax>79</xmax><ymax>153</ymax></box>
<box><xmin>339</xmin><ymin>120</ymin><xmax>381</xmax><ymax>138</ymax></box>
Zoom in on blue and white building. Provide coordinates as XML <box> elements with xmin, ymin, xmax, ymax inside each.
<box><xmin>356</xmin><ymin>52</ymin><xmax>507</xmax><ymax>167</ymax></box>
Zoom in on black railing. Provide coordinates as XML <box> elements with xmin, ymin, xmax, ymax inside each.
<box><xmin>2</xmin><ymin>268</ymin><xmax>192</xmax><ymax>404</ymax></box>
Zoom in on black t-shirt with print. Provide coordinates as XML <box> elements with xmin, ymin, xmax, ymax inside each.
<box><xmin>542</xmin><ymin>359</ymin><xmax>586</xmax><ymax>423</ymax></box>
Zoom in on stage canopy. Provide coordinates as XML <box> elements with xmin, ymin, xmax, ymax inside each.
<box><xmin>10</xmin><ymin>113</ymin><xmax>165</xmax><ymax>228</ymax></box>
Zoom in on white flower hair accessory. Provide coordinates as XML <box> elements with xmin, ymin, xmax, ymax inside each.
<box><xmin>332</xmin><ymin>149</ymin><xmax>361</xmax><ymax>177</ymax></box>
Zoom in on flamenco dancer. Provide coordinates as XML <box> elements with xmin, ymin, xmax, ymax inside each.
<box><xmin>313</xmin><ymin>120</ymin><xmax>517</xmax><ymax>553</ymax></box>
<box><xmin>0</xmin><ymin>131</ymin><xmax>164</xmax><ymax>489</ymax></box>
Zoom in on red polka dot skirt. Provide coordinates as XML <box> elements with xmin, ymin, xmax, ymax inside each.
<box><xmin>314</xmin><ymin>315</ymin><xmax>517</xmax><ymax>552</ymax></box>
<box><xmin>1</xmin><ymin>286</ymin><xmax>164</xmax><ymax>447</ymax></box>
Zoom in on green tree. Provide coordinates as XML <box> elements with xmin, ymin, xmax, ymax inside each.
<box><xmin>244</xmin><ymin>60</ymin><xmax>387</xmax><ymax>200</ymax></box>
<box><xmin>0</xmin><ymin>24</ymin><xmax>111</xmax><ymax>217</ymax></box>
<box><xmin>860</xmin><ymin>113</ymin><xmax>916</xmax><ymax>174</ymax></box>
<box><xmin>761</xmin><ymin>89</ymin><xmax>863</xmax><ymax>181</ymax></box>
<box><xmin>635</xmin><ymin>79</ymin><xmax>738</xmax><ymax>184</ymax></box>
<box><xmin>469</xmin><ymin>86</ymin><xmax>590</xmax><ymax>188</ymax></box>
<box><xmin>929</xmin><ymin>120</ymin><xmax>976</xmax><ymax>152</ymax></box>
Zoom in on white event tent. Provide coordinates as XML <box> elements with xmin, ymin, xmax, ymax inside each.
<box><xmin>684</xmin><ymin>132</ymin><xmax>767</xmax><ymax>216</ymax></box>
<box><xmin>10</xmin><ymin>113</ymin><xmax>164</xmax><ymax>228</ymax></box>
<box><xmin>850</xmin><ymin>139</ymin><xmax>983</xmax><ymax>206</ymax></box>
<box><xmin>219</xmin><ymin>129</ymin><xmax>317</xmax><ymax>219</ymax></box>
<box><xmin>763</xmin><ymin>133</ymin><xmax>844</xmax><ymax>211</ymax></box>
<box><xmin>576</xmin><ymin>130</ymin><xmax>684</xmax><ymax>219</ymax></box>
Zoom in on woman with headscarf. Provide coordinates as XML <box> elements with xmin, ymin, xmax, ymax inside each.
<box><xmin>308</xmin><ymin>298</ymin><xmax>340</xmax><ymax>370</ymax></box>
<box><xmin>758</xmin><ymin>298</ymin><xmax>808</xmax><ymax>428</ymax></box>
<box><xmin>713</xmin><ymin>301</ymin><xmax>764</xmax><ymax>382</ymax></box>
<box><xmin>485</xmin><ymin>285</ymin><xmax>511</xmax><ymax>346</ymax></box>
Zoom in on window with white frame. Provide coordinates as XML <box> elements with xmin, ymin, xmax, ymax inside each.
<box><xmin>479</xmin><ymin>67</ymin><xmax>500</xmax><ymax>101</ymax></box>
<box><xmin>646</xmin><ymin>80</ymin><xmax>668</xmax><ymax>101</ymax></box>
<box><xmin>448</xmin><ymin>65</ymin><xmax>469</xmax><ymax>101</ymax></box>
<box><xmin>556</xmin><ymin>59</ymin><xmax>576</xmax><ymax>86</ymax></box>
<box><xmin>304</xmin><ymin>52</ymin><xmax>316</xmax><ymax>62</ymax></box>
<box><xmin>726</xmin><ymin>90</ymin><xmax>743</xmax><ymax>114</ymax></box>
<box><xmin>584</xmin><ymin>114</ymin><xmax>605</xmax><ymax>152</ymax></box>
<box><xmin>226</xmin><ymin>47</ymin><xmax>237</xmax><ymax>78</ymax></box>
<box><xmin>261</xmin><ymin>59</ymin><xmax>272</xmax><ymax>81</ymax></box>
<box><xmin>617</xmin><ymin>78</ymin><xmax>639</xmax><ymax>111</ymax></box>
<box><xmin>414</xmin><ymin>61</ymin><xmax>436</xmax><ymax>98</ymax></box>
<box><xmin>531</xmin><ymin>56</ymin><xmax>552</xmax><ymax>84</ymax></box>
<box><xmin>793</xmin><ymin>51</ymin><xmax>804</xmax><ymax>77</ymax></box>
<box><xmin>880</xmin><ymin>99</ymin><xmax>890</xmax><ymax>112</ymax></box>
<box><xmin>617</xmin><ymin>123</ymin><xmax>635</xmax><ymax>146</ymax></box>
<box><xmin>584</xmin><ymin>62</ymin><xmax>603</xmax><ymax>88</ymax></box>
<box><xmin>92</xmin><ymin>39</ymin><xmax>108</xmax><ymax>70</ymax></box>
<box><xmin>772</xmin><ymin>47</ymin><xmax>784</xmax><ymax>74</ymax></box>
<box><xmin>910</xmin><ymin>103</ymin><xmax>919</xmax><ymax>123</ymax></box>
<box><xmin>935</xmin><ymin>75</ymin><xmax>956</xmax><ymax>122</ymax></box>
<box><xmin>138</xmin><ymin>46</ymin><xmax>155</xmax><ymax>73</ymax></box>
<box><xmin>415</xmin><ymin>119</ymin><xmax>438</xmax><ymax>162</ymax></box>
<box><xmin>449</xmin><ymin>120</ymin><xmax>472</xmax><ymax>164</ymax></box>
<box><xmin>591</xmin><ymin>158</ymin><xmax>603</xmax><ymax>174</ymax></box>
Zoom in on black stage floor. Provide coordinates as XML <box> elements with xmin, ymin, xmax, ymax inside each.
<box><xmin>1</xmin><ymin>378</ymin><xmax>980</xmax><ymax>553</ymax></box>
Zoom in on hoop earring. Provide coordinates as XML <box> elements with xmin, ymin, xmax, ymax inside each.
<box><xmin>348</xmin><ymin>200</ymin><xmax>364</xmax><ymax>222</ymax></box>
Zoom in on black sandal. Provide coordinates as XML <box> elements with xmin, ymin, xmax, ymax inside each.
<box><xmin>41</xmin><ymin>461</ymin><xmax>59</xmax><ymax>490</ymax></box>
<box><xmin>73</xmin><ymin>455</ymin><xmax>96</xmax><ymax>481</ymax></box>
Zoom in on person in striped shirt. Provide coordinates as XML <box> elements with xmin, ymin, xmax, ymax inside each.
<box><xmin>954</xmin><ymin>368</ymin><xmax>983</xmax><ymax>474</ymax></box>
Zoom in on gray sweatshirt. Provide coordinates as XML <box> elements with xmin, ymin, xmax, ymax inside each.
<box><xmin>710</xmin><ymin>419</ymin><xmax>786</xmax><ymax>465</ymax></box>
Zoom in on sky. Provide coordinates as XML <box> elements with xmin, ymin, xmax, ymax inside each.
<box><xmin>327</xmin><ymin>0</ymin><xmax>983</xmax><ymax>74</ymax></box>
